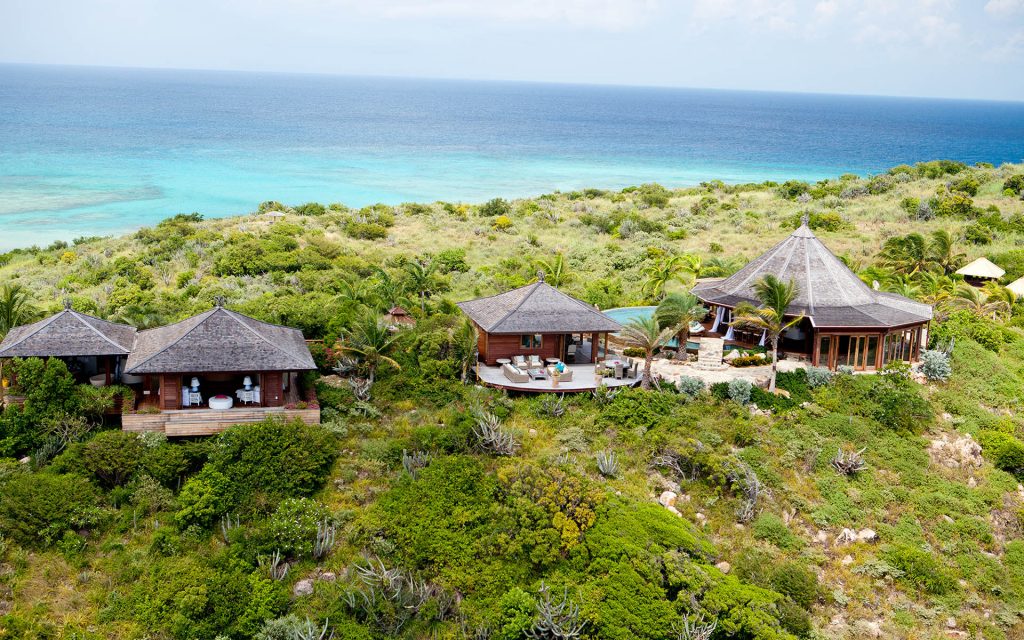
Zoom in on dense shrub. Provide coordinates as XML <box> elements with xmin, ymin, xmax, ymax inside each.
<box><xmin>601</xmin><ymin>388</ymin><xmax>679</xmax><ymax>432</ymax></box>
<box><xmin>882</xmin><ymin>544</ymin><xmax>956</xmax><ymax>595</ymax></box>
<box><xmin>677</xmin><ymin>376</ymin><xmax>706</xmax><ymax>400</ymax></box>
<box><xmin>82</xmin><ymin>430</ymin><xmax>145</xmax><ymax>488</ymax></box>
<box><xmin>728</xmin><ymin>379</ymin><xmax>752</xmax><ymax>405</ymax></box>
<box><xmin>805</xmin><ymin>366</ymin><xmax>833</xmax><ymax>388</ymax></box>
<box><xmin>262</xmin><ymin>497</ymin><xmax>331</xmax><ymax>557</ymax></box>
<box><xmin>210</xmin><ymin>418</ymin><xmax>336</xmax><ymax>508</ymax></box>
<box><xmin>175</xmin><ymin>467</ymin><xmax>231</xmax><ymax>530</ymax></box>
<box><xmin>752</xmin><ymin>513</ymin><xmax>803</xmax><ymax>550</ymax></box>
<box><xmin>977</xmin><ymin>430</ymin><xmax>1024</xmax><ymax>476</ymax></box>
<box><xmin>731</xmin><ymin>354</ymin><xmax>767</xmax><ymax>367</ymax></box>
<box><xmin>0</xmin><ymin>472</ymin><xmax>100</xmax><ymax>547</ymax></box>
<box><xmin>478</xmin><ymin>198</ymin><xmax>512</xmax><ymax>217</ymax></box>
<box><xmin>919</xmin><ymin>349</ymin><xmax>951</xmax><ymax>382</ymax></box>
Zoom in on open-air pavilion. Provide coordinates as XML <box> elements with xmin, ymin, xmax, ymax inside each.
<box><xmin>0</xmin><ymin>302</ymin><xmax>136</xmax><ymax>389</ymax></box>
<box><xmin>955</xmin><ymin>257</ymin><xmax>1005</xmax><ymax>287</ymax></box>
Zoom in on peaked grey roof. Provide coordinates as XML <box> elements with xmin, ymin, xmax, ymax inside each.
<box><xmin>0</xmin><ymin>309</ymin><xmax>136</xmax><ymax>358</ymax></box>
<box><xmin>692</xmin><ymin>223</ymin><xmax>933</xmax><ymax>329</ymax></box>
<box><xmin>125</xmin><ymin>307</ymin><xmax>316</xmax><ymax>374</ymax></box>
<box><xmin>457</xmin><ymin>281</ymin><xmax>622</xmax><ymax>334</ymax></box>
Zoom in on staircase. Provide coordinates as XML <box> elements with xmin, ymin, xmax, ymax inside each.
<box><xmin>693</xmin><ymin>338</ymin><xmax>728</xmax><ymax>371</ymax></box>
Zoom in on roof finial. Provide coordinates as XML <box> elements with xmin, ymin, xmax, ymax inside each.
<box><xmin>537</xmin><ymin>270</ymin><xmax>546</xmax><ymax>283</ymax></box>
<box><xmin>214</xmin><ymin>295</ymin><xmax>226</xmax><ymax>308</ymax></box>
<box><xmin>62</xmin><ymin>297</ymin><xmax>73</xmax><ymax>311</ymax></box>
<box><xmin>800</xmin><ymin>213</ymin><xmax>810</xmax><ymax>228</ymax></box>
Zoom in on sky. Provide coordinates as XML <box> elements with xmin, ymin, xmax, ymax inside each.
<box><xmin>1</xmin><ymin>0</ymin><xmax>1023</xmax><ymax>101</ymax></box>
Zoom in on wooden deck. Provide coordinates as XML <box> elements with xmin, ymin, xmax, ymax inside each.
<box><xmin>474</xmin><ymin>364</ymin><xmax>639</xmax><ymax>393</ymax></box>
<box><xmin>122</xmin><ymin>406</ymin><xmax>321</xmax><ymax>436</ymax></box>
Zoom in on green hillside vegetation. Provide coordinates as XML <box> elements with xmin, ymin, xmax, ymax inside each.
<box><xmin>0</xmin><ymin>160</ymin><xmax>1023</xmax><ymax>639</ymax></box>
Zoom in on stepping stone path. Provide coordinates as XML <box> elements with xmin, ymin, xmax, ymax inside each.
<box><xmin>693</xmin><ymin>337</ymin><xmax>728</xmax><ymax>371</ymax></box>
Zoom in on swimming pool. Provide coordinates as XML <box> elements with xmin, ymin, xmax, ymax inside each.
<box><xmin>603</xmin><ymin>306</ymin><xmax>699</xmax><ymax>350</ymax></box>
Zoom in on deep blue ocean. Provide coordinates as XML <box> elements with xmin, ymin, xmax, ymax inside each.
<box><xmin>1</xmin><ymin>63</ymin><xmax>1023</xmax><ymax>250</ymax></box>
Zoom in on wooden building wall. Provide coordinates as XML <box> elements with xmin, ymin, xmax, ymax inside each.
<box><xmin>261</xmin><ymin>371</ymin><xmax>285</xmax><ymax>407</ymax></box>
<box><xmin>159</xmin><ymin>374</ymin><xmax>180</xmax><ymax>410</ymax></box>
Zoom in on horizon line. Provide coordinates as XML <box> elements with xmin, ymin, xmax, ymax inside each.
<box><xmin>2</xmin><ymin>60</ymin><xmax>1023</xmax><ymax>106</ymax></box>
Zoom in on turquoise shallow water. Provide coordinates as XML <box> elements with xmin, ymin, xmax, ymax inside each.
<box><xmin>2</xmin><ymin>64</ymin><xmax>1023</xmax><ymax>250</ymax></box>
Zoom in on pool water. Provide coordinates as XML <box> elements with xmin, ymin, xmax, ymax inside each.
<box><xmin>603</xmin><ymin>306</ymin><xmax>700</xmax><ymax>350</ymax></box>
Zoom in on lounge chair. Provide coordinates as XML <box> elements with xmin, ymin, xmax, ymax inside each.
<box><xmin>547</xmin><ymin>365</ymin><xmax>573</xmax><ymax>382</ymax></box>
<box><xmin>513</xmin><ymin>355</ymin><xmax>529</xmax><ymax>369</ymax></box>
<box><xmin>527</xmin><ymin>355</ymin><xmax>543</xmax><ymax>368</ymax></box>
<box><xmin>502</xmin><ymin>364</ymin><xmax>529</xmax><ymax>383</ymax></box>
<box><xmin>566</xmin><ymin>344</ymin><xmax>577</xmax><ymax>363</ymax></box>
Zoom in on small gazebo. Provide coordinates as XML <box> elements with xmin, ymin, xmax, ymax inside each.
<box><xmin>955</xmin><ymin>257</ymin><xmax>1005</xmax><ymax>287</ymax></box>
<box><xmin>692</xmin><ymin>220</ymin><xmax>933</xmax><ymax>371</ymax></box>
<box><xmin>457</xmin><ymin>275</ymin><xmax>622</xmax><ymax>366</ymax></box>
<box><xmin>124</xmin><ymin>304</ymin><xmax>316</xmax><ymax>411</ymax></box>
<box><xmin>383</xmin><ymin>306</ymin><xmax>416</xmax><ymax>329</ymax></box>
<box><xmin>0</xmin><ymin>302</ymin><xmax>136</xmax><ymax>386</ymax></box>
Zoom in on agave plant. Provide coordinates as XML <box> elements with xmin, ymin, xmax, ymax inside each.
<box><xmin>472</xmin><ymin>412</ymin><xmax>519</xmax><ymax>456</ymax></box>
<box><xmin>596</xmin><ymin>450</ymin><xmax>619</xmax><ymax>478</ymax></box>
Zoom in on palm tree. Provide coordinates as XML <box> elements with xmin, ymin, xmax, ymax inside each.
<box><xmin>917</xmin><ymin>271</ymin><xmax>956</xmax><ymax>307</ymax></box>
<box><xmin>534</xmin><ymin>253</ymin><xmax>572</xmax><ymax>288</ymax></box>
<box><xmin>371</xmin><ymin>267</ymin><xmax>412</xmax><ymax>312</ymax></box>
<box><xmin>982</xmin><ymin>281</ymin><xmax>1018</xmax><ymax>319</ymax></box>
<box><xmin>620</xmin><ymin>315</ymin><xmax>676</xmax><ymax>390</ymax></box>
<box><xmin>879</xmin><ymin>233</ymin><xmax>932</xmax><ymax>275</ymax></box>
<box><xmin>0</xmin><ymin>283</ymin><xmax>31</xmax><ymax>339</ymax></box>
<box><xmin>113</xmin><ymin>303</ymin><xmax>163</xmax><ymax>329</ymax></box>
<box><xmin>731</xmin><ymin>275</ymin><xmax>803</xmax><ymax>393</ymax></box>
<box><xmin>335</xmin><ymin>310</ymin><xmax>403</xmax><ymax>393</ymax></box>
<box><xmin>0</xmin><ymin>283</ymin><xmax>32</xmax><ymax>386</ymax></box>
<box><xmin>654</xmin><ymin>292</ymin><xmax>707</xmax><ymax>348</ymax></box>
<box><xmin>640</xmin><ymin>254</ymin><xmax>700</xmax><ymax>301</ymax></box>
<box><xmin>928</xmin><ymin>229</ymin><xmax>966</xmax><ymax>275</ymax></box>
<box><xmin>401</xmin><ymin>260</ymin><xmax>444</xmax><ymax>314</ymax></box>
<box><xmin>946</xmin><ymin>284</ymin><xmax>1010</xmax><ymax>320</ymax></box>
<box><xmin>451</xmin><ymin>318</ymin><xmax>479</xmax><ymax>384</ymax></box>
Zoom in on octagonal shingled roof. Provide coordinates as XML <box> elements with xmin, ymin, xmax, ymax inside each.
<box><xmin>691</xmin><ymin>222</ymin><xmax>932</xmax><ymax>329</ymax></box>
<box><xmin>457</xmin><ymin>279</ymin><xmax>622</xmax><ymax>334</ymax></box>
<box><xmin>125</xmin><ymin>306</ymin><xmax>316</xmax><ymax>374</ymax></box>
<box><xmin>0</xmin><ymin>308</ymin><xmax>136</xmax><ymax>358</ymax></box>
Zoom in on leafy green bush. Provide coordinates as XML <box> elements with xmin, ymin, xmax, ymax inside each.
<box><xmin>731</xmin><ymin>354</ymin><xmax>767</xmax><ymax>367</ymax></box>
<box><xmin>478</xmin><ymin>197</ymin><xmax>512</xmax><ymax>217</ymax></box>
<box><xmin>601</xmin><ymin>388</ymin><xmax>679</xmax><ymax>432</ymax></box>
<box><xmin>262</xmin><ymin>497</ymin><xmax>330</xmax><ymax>558</ymax></box>
<box><xmin>82</xmin><ymin>430</ymin><xmax>145</xmax><ymax>488</ymax></box>
<box><xmin>881</xmin><ymin>544</ymin><xmax>956</xmax><ymax>595</ymax></box>
<box><xmin>977</xmin><ymin>430</ymin><xmax>1024</xmax><ymax>476</ymax></box>
<box><xmin>770</xmin><ymin>561</ymin><xmax>818</xmax><ymax>609</ymax></box>
<box><xmin>0</xmin><ymin>472</ymin><xmax>100</xmax><ymax>547</ymax></box>
<box><xmin>210</xmin><ymin>418</ymin><xmax>336</xmax><ymax>508</ymax></box>
<box><xmin>175</xmin><ymin>467</ymin><xmax>231</xmax><ymax>530</ymax></box>
<box><xmin>752</xmin><ymin>513</ymin><xmax>803</xmax><ymax>550</ymax></box>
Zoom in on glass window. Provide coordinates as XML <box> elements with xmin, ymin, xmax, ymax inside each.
<box><xmin>521</xmin><ymin>334</ymin><xmax>543</xmax><ymax>349</ymax></box>
<box><xmin>865</xmin><ymin>336</ymin><xmax>878</xmax><ymax>369</ymax></box>
<box><xmin>819</xmin><ymin>335</ymin><xmax>831</xmax><ymax>367</ymax></box>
